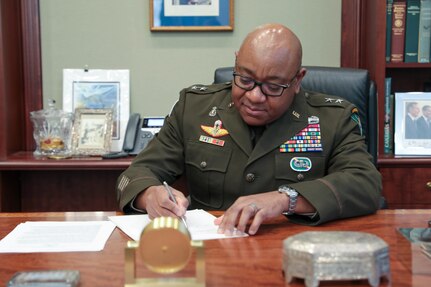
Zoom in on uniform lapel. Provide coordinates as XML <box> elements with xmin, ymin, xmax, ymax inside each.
<box><xmin>249</xmin><ymin>91</ymin><xmax>309</xmax><ymax>163</ymax></box>
<box><xmin>217</xmin><ymin>96</ymin><xmax>253</xmax><ymax>156</ymax></box>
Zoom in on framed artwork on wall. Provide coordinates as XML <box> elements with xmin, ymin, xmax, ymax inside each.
<box><xmin>150</xmin><ymin>0</ymin><xmax>234</xmax><ymax>31</ymax></box>
<box><xmin>394</xmin><ymin>92</ymin><xmax>431</xmax><ymax>156</ymax></box>
<box><xmin>63</xmin><ymin>69</ymin><xmax>130</xmax><ymax>152</ymax></box>
<box><xmin>72</xmin><ymin>108</ymin><xmax>113</xmax><ymax>156</ymax></box>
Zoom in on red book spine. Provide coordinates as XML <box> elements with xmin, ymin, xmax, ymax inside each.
<box><xmin>391</xmin><ymin>0</ymin><xmax>407</xmax><ymax>62</ymax></box>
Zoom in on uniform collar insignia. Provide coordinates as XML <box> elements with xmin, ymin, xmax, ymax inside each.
<box><xmin>209</xmin><ymin>106</ymin><xmax>217</xmax><ymax>117</ymax></box>
<box><xmin>201</xmin><ymin>120</ymin><xmax>229</xmax><ymax>137</ymax></box>
<box><xmin>292</xmin><ymin>110</ymin><xmax>300</xmax><ymax>118</ymax></box>
<box><xmin>325</xmin><ymin>98</ymin><xmax>334</xmax><ymax>103</ymax></box>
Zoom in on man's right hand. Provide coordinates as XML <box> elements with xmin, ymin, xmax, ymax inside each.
<box><xmin>134</xmin><ymin>185</ymin><xmax>188</xmax><ymax>219</ymax></box>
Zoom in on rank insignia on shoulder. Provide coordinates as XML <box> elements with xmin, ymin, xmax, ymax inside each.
<box><xmin>325</xmin><ymin>97</ymin><xmax>343</xmax><ymax>104</ymax></box>
<box><xmin>201</xmin><ymin>120</ymin><xmax>229</xmax><ymax>137</ymax></box>
<box><xmin>191</xmin><ymin>85</ymin><xmax>208</xmax><ymax>91</ymax></box>
<box><xmin>279</xmin><ymin>123</ymin><xmax>323</xmax><ymax>153</ymax></box>
<box><xmin>351</xmin><ymin>107</ymin><xmax>363</xmax><ymax>136</ymax></box>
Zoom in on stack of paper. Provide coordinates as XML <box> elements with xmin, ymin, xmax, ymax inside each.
<box><xmin>0</xmin><ymin>221</ymin><xmax>116</xmax><ymax>253</ymax></box>
<box><xmin>109</xmin><ymin>209</ymin><xmax>248</xmax><ymax>241</ymax></box>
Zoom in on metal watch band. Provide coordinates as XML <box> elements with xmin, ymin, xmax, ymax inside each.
<box><xmin>278</xmin><ymin>185</ymin><xmax>298</xmax><ymax>215</ymax></box>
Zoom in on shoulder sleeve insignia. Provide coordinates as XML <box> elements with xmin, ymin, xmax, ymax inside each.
<box><xmin>350</xmin><ymin>107</ymin><xmax>363</xmax><ymax>136</ymax></box>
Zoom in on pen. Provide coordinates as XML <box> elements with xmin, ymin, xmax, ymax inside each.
<box><xmin>162</xmin><ymin>181</ymin><xmax>189</xmax><ymax>229</ymax></box>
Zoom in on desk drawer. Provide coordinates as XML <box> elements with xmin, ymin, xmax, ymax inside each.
<box><xmin>380</xmin><ymin>167</ymin><xmax>431</xmax><ymax>208</ymax></box>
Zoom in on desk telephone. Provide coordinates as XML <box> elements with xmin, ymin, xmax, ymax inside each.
<box><xmin>102</xmin><ymin>114</ymin><xmax>165</xmax><ymax>159</ymax></box>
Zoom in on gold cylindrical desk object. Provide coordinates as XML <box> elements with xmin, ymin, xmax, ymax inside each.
<box><xmin>139</xmin><ymin>216</ymin><xmax>192</xmax><ymax>274</ymax></box>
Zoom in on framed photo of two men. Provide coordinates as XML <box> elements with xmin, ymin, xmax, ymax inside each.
<box><xmin>395</xmin><ymin>92</ymin><xmax>431</xmax><ymax>156</ymax></box>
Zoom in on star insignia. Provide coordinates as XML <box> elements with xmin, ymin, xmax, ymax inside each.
<box><xmin>325</xmin><ymin>98</ymin><xmax>334</xmax><ymax>103</ymax></box>
<box><xmin>335</xmin><ymin>99</ymin><xmax>343</xmax><ymax>103</ymax></box>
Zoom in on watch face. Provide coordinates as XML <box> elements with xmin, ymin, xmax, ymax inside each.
<box><xmin>287</xmin><ymin>190</ymin><xmax>298</xmax><ymax>198</ymax></box>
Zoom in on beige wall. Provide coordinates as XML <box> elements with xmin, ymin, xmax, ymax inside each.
<box><xmin>40</xmin><ymin>0</ymin><xmax>341</xmax><ymax>116</ymax></box>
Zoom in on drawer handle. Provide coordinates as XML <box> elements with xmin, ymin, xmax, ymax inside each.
<box><xmin>427</xmin><ymin>182</ymin><xmax>431</xmax><ymax>189</ymax></box>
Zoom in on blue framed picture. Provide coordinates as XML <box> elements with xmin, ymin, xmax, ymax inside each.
<box><xmin>150</xmin><ymin>0</ymin><xmax>234</xmax><ymax>31</ymax></box>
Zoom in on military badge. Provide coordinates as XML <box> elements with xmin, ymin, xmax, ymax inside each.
<box><xmin>351</xmin><ymin>108</ymin><xmax>363</xmax><ymax>136</ymax></box>
<box><xmin>209</xmin><ymin>106</ymin><xmax>217</xmax><ymax>117</ymax></box>
<box><xmin>201</xmin><ymin>120</ymin><xmax>229</xmax><ymax>137</ymax></box>
<box><xmin>308</xmin><ymin>116</ymin><xmax>319</xmax><ymax>124</ymax></box>
<box><xmin>290</xmin><ymin>157</ymin><xmax>312</xmax><ymax>172</ymax></box>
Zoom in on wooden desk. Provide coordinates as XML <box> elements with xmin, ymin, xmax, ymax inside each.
<box><xmin>0</xmin><ymin>210</ymin><xmax>430</xmax><ymax>287</ymax></box>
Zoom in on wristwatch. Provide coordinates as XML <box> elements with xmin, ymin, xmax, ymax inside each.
<box><xmin>278</xmin><ymin>185</ymin><xmax>298</xmax><ymax>215</ymax></box>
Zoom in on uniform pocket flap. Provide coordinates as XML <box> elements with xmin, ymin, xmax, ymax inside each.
<box><xmin>185</xmin><ymin>142</ymin><xmax>232</xmax><ymax>172</ymax></box>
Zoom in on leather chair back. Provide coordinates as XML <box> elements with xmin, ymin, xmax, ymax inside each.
<box><xmin>213</xmin><ymin>66</ymin><xmax>378</xmax><ymax>165</ymax></box>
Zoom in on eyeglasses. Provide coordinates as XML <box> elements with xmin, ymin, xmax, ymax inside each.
<box><xmin>232</xmin><ymin>71</ymin><xmax>298</xmax><ymax>97</ymax></box>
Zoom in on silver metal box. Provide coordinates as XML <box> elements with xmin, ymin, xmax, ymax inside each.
<box><xmin>283</xmin><ymin>231</ymin><xmax>390</xmax><ymax>287</ymax></box>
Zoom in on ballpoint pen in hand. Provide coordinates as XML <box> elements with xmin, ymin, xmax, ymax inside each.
<box><xmin>163</xmin><ymin>181</ymin><xmax>189</xmax><ymax>229</ymax></box>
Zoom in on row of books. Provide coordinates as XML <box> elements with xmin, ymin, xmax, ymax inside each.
<box><xmin>386</xmin><ymin>0</ymin><xmax>431</xmax><ymax>63</ymax></box>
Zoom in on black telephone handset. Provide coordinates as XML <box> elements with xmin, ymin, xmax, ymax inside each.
<box><xmin>102</xmin><ymin>114</ymin><xmax>164</xmax><ymax>159</ymax></box>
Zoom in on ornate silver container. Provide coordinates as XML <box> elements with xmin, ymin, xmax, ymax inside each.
<box><xmin>283</xmin><ymin>231</ymin><xmax>390</xmax><ymax>287</ymax></box>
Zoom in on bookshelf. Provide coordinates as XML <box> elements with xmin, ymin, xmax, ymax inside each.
<box><xmin>342</xmin><ymin>0</ymin><xmax>431</xmax><ymax>208</ymax></box>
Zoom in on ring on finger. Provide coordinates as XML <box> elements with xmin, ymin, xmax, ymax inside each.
<box><xmin>248</xmin><ymin>203</ymin><xmax>259</xmax><ymax>214</ymax></box>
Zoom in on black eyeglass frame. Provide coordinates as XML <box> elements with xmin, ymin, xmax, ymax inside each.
<box><xmin>232</xmin><ymin>71</ymin><xmax>299</xmax><ymax>97</ymax></box>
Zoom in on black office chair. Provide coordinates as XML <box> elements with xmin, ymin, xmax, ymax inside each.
<box><xmin>214</xmin><ymin>66</ymin><xmax>386</xmax><ymax>209</ymax></box>
<box><xmin>213</xmin><ymin>66</ymin><xmax>378</xmax><ymax>165</ymax></box>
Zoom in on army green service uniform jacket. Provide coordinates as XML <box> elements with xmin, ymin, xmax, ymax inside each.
<box><xmin>117</xmin><ymin>83</ymin><xmax>382</xmax><ymax>225</ymax></box>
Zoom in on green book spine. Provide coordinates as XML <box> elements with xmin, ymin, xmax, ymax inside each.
<box><xmin>384</xmin><ymin>78</ymin><xmax>393</xmax><ymax>154</ymax></box>
<box><xmin>387</xmin><ymin>0</ymin><xmax>394</xmax><ymax>62</ymax></box>
<box><xmin>405</xmin><ymin>0</ymin><xmax>421</xmax><ymax>62</ymax></box>
<box><xmin>418</xmin><ymin>0</ymin><xmax>431</xmax><ymax>62</ymax></box>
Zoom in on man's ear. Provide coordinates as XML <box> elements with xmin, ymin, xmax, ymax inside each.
<box><xmin>293</xmin><ymin>67</ymin><xmax>307</xmax><ymax>94</ymax></box>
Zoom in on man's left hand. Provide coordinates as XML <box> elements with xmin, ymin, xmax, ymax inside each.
<box><xmin>214</xmin><ymin>191</ymin><xmax>288</xmax><ymax>235</ymax></box>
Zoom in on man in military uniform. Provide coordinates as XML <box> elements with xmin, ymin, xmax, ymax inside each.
<box><xmin>116</xmin><ymin>23</ymin><xmax>382</xmax><ymax>235</ymax></box>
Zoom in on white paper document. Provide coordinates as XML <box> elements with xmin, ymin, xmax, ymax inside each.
<box><xmin>0</xmin><ymin>221</ymin><xmax>116</xmax><ymax>253</ymax></box>
<box><xmin>109</xmin><ymin>209</ymin><xmax>248</xmax><ymax>241</ymax></box>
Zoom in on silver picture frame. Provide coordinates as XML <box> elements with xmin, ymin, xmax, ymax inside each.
<box><xmin>394</xmin><ymin>92</ymin><xmax>431</xmax><ymax>156</ymax></box>
<box><xmin>72</xmin><ymin>108</ymin><xmax>113</xmax><ymax>156</ymax></box>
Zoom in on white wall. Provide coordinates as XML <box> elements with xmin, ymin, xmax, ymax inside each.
<box><xmin>40</xmin><ymin>0</ymin><xmax>341</xmax><ymax>116</ymax></box>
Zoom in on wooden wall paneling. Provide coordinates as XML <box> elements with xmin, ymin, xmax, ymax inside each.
<box><xmin>341</xmin><ymin>0</ymin><xmax>361</xmax><ymax>68</ymax></box>
<box><xmin>20</xmin><ymin>0</ymin><xmax>42</xmax><ymax>151</ymax></box>
<box><xmin>0</xmin><ymin>0</ymin><xmax>25</xmax><ymax>159</ymax></box>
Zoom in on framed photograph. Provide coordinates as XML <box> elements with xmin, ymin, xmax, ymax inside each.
<box><xmin>394</xmin><ymin>92</ymin><xmax>431</xmax><ymax>156</ymax></box>
<box><xmin>72</xmin><ymin>108</ymin><xmax>114</xmax><ymax>156</ymax></box>
<box><xmin>150</xmin><ymin>0</ymin><xmax>234</xmax><ymax>31</ymax></box>
<box><xmin>63</xmin><ymin>69</ymin><xmax>130</xmax><ymax>152</ymax></box>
